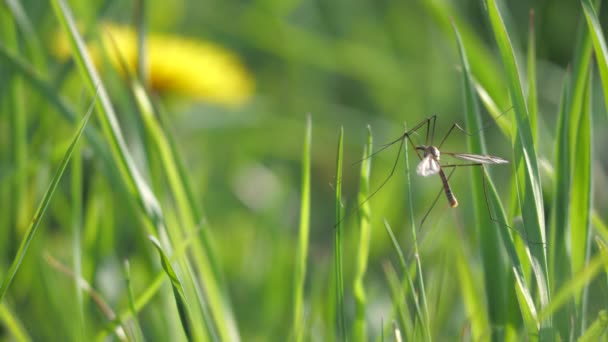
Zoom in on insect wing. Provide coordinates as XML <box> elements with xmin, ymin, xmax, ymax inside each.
<box><xmin>447</xmin><ymin>153</ymin><xmax>509</xmax><ymax>164</ymax></box>
<box><xmin>416</xmin><ymin>156</ymin><xmax>441</xmax><ymax>176</ymax></box>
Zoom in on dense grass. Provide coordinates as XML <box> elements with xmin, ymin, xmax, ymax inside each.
<box><xmin>2</xmin><ymin>0</ymin><xmax>608</xmax><ymax>341</ymax></box>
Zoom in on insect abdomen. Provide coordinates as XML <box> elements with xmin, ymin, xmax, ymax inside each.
<box><xmin>439</xmin><ymin>169</ymin><xmax>458</xmax><ymax>208</ymax></box>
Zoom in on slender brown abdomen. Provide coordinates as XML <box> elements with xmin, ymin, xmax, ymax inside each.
<box><xmin>438</xmin><ymin>169</ymin><xmax>458</xmax><ymax>208</ymax></box>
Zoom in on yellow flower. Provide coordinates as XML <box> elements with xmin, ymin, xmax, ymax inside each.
<box><xmin>53</xmin><ymin>23</ymin><xmax>254</xmax><ymax>107</ymax></box>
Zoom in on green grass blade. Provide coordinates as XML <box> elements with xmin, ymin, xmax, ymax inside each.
<box><xmin>454</xmin><ymin>238</ymin><xmax>491</xmax><ymax>341</ymax></box>
<box><xmin>334</xmin><ymin>126</ymin><xmax>346</xmax><ymax>340</ymax></box>
<box><xmin>383</xmin><ymin>220</ymin><xmax>426</xmax><ymax>340</ymax></box>
<box><xmin>569</xmin><ymin>71</ymin><xmax>593</xmax><ymax>306</ymax></box>
<box><xmin>453</xmin><ymin>21</ymin><xmax>509</xmax><ymax>336</ymax></box>
<box><xmin>149</xmin><ymin>236</ymin><xmax>194</xmax><ymax>341</ymax></box>
<box><xmin>578</xmin><ymin>310</ymin><xmax>608</xmax><ymax>342</ymax></box>
<box><xmin>382</xmin><ymin>262</ymin><xmax>413</xmax><ymax>340</ymax></box>
<box><xmin>582</xmin><ymin>0</ymin><xmax>608</xmax><ymax>113</ymax></box>
<box><xmin>401</xmin><ymin>123</ymin><xmax>430</xmax><ymax>341</ymax></box>
<box><xmin>0</xmin><ymin>96</ymin><xmax>94</xmax><ymax>301</ymax></box>
<box><xmin>71</xmin><ymin>123</ymin><xmax>85</xmax><ymax>341</ymax></box>
<box><xmin>293</xmin><ymin>114</ymin><xmax>312</xmax><ymax>342</ymax></box>
<box><xmin>131</xmin><ymin>81</ymin><xmax>236</xmax><ymax>341</ymax></box>
<box><xmin>50</xmin><ymin>0</ymin><xmax>163</xmax><ymax>228</ymax></box>
<box><xmin>123</xmin><ymin>261</ymin><xmax>144</xmax><ymax>342</ymax></box>
<box><xmin>527</xmin><ymin>10</ymin><xmax>538</xmax><ymax>146</ymax></box>
<box><xmin>0</xmin><ymin>303</ymin><xmax>31</xmax><ymax>342</ymax></box>
<box><xmin>538</xmin><ymin>249</ymin><xmax>608</xmax><ymax>322</ymax></box>
<box><xmin>352</xmin><ymin>125</ymin><xmax>372</xmax><ymax>342</ymax></box>
<box><xmin>485</xmin><ymin>0</ymin><xmax>551</xmax><ymax>335</ymax></box>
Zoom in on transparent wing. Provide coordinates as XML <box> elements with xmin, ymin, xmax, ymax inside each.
<box><xmin>416</xmin><ymin>156</ymin><xmax>441</xmax><ymax>176</ymax></box>
<box><xmin>444</xmin><ymin>152</ymin><xmax>509</xmax><ymax>164</ymax></box>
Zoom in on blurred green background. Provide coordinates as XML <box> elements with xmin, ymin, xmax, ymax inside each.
<box><xmin>2</xmin><ymin>0</ymin><xmax>608</xmax><ymax>341</ymax></box>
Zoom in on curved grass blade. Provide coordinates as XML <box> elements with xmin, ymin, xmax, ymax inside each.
<box><xmin>485</xmin><ymin>0</ymin><xmax>551</xmax><ymax>335</ymax></box>
<box><xmin>149</xmin><ymin>236</ymin><xmax>195</xmax><ymax>341</ymax></box>
<box><xmin>582</xmin><ymin>0</ymin><xmax>608</xmax><ymax>113</ymax></box>
<box><xmin>352</xmin><ymin>125</ymin><xmax>372</xmax><ymax>342</ymax></box>
<box><xmin>0</xmin><ymin>96</ymin><xmax>95</xmax><ymax>301</ymax></box>
<box><xmin>334</xmin><ymin>126</ymin><xmax>346</xmax><ymax>340</ymax></box>
<box><xmin>293</xmin><ymin>114</ymin><xmax>311</xmax><ymax>342</ymax></box>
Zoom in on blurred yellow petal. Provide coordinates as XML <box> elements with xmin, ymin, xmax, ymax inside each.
<box><xmin>53</xmin><ymin>23</ymin><xmax>254</xmax><ymax>107</ymax></box>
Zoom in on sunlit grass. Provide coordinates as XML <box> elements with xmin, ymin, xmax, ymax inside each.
<box><xmin>2</xmin><ymin>0</ymin><xmax>608</xmax><ymax>341</ymax></box>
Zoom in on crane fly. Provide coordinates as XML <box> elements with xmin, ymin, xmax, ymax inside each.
<box><xmin>360</xmin><ymin>114</ymin><xmax>509</xmax><ymax>227</ymax></box>
<box><xmin>415</xmin><ymin>145</ymin><xmax>508</xmax><ymax>209</ymax></box>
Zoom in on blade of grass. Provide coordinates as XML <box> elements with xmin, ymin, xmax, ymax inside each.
<box><xmin>538</xmin><ymin>248</ymin><xmax>608</xmax><ymax>322</ymax></box>
<box><xmin>382</xmin><ymin>262</ymin><xmax>413</xmax><ymax>340</ymax></box>
<box><xmin>582</xmin><ymin>0</ymin><xmax>608</xmax><ymax>114</ymax></box>
<box><xmin>569</xmin><ymin>68</ymin><xmax>593</xmax><ymax>313</ymax></box>
<box><xmin>0</xmin><ymin>95</ymin><xmax>94</xmax><ymax>301</ymax></box>
<box><xmin>293</xmin><ymin>114</ymin><xmax>312</xmax><ymax>342</ymax></box>
<box><xmin>454</xmin><ymin>236</ymin><xmax>491</xmax><ymax>341</ymax></box>
<box><xmin>402</xmin><ymin>122</ymin><xmax>430</xmax><ymax>341</ymax></box>
<box><xmin>578</xmin><ymin>310</ymin><xmax>608</xmax><ymax>342</ymax></box>
<box><xmin>130</xmin><ymin>80</ymin><xmax>236</xmax><ymax>341</ymax></box>
<box><xmin>50</xmin><ymin>0</ymin><xmax>163</xmax><ymax>230</ymax></box>
<box><xmin>453</xmin><ymin>21</ymin><xmax>508</xmax><ymax>337</ymax></box>
<box><xmin>1</xmin><ymin>6</ymin><xmax>28</xmax><ymax>237</ymax></box>
<box><xmin>0</xmin><ymin>303</ymin><xmax>30</xmax><ymax>342</ymax></box>
<box><xmin>526</xmin><ymin>10</ymin><xmax>538</xmax><ymax>146</ymax></box>
<box><xmin>124</xmin><ymin>260</ymin><xmax>144</xmax><ymax>342</ymax></box>
<box><xmin>334</xmin><ymin>126</ymin><xmax>346</xmax><ymax>341</ymax></box>
<box><xmin>383</xmin><ymin>220</ymin><xmax>426</xmax><ymax>340</ymax></box>
<box><xmin>352</xmin><ymin>125</ymin><xmax>372</xmax><ymax>342</ymax></box>
<box><xmin>149</xmin><ymin>236</ymin><xmax>197</xmax><ymax>341</ymax></box>
<box><xmin>71</xmin><ymin>114</ymin><xmax>85</xmax><ymax>341</ymax></box>
<box><xmin>485</xmin><ymin>0</ymin><xmax>551</xmax><ymax>335</ymax></box>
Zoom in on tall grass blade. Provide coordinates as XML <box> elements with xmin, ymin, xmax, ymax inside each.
<box><xmin>569</xmin><ymin>70</ymin><xmax>593</xmax><ymax>311</ymax></box>
<box><xmin>293</xmin><ymin>114</ymin><xmax>312</xmax><ymax>342</ymax></box>
<box><xmin>582</xmin><ymin>0</ymin><xmax>608</xmax><ymax>113</ymax></box>
<box><xmin>401</xmin><ymin>122</ymin><xmax>430</xmax><ymax>341</ymax></box>
<box><xmin>0</xmin><ymin>96</ymin><xmax>94</xmax><ymax>301</ymax></box>
<box><xmin>352</xmin><ymin>125</ymin><xmax>372</xmax><ymax>342</ymax></box>
<box><xmin>334</xmin><ymin>126</ymin><xmax>346</xmax><ymax>340</ymax></box>
<box><xmin>485</xmin><ymin>0</ymin><xmax>551</xmax><ymax>335</ymax></box>
<box><xmin>453</xmin><ymin>21</ymin><xmax>509</xmax><ymax>337</ymax></box>
<box><xmin>130</xmin><ymin>81</ymin><xmax>236</xmax><ymax>341</ymax></box>
<box><xmin>526</xmin><ymin>10</ymin><xmax>538</xmax><ymax>146</ymax></box>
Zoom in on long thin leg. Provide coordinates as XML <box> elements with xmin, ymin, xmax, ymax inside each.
<box><xmin>420</xmin><ymin>167</ymin><xmax>457</xmax><ymax>228</ymax></box>
<box><xmin>352</xmin><ymin>115</ymin><xmax>436</xmax><ymax>166</ymax></box>
<box><xmin>441</xmin><ymin>163</ymin><xmax>546</xmax><ymax>247</ymax></box>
